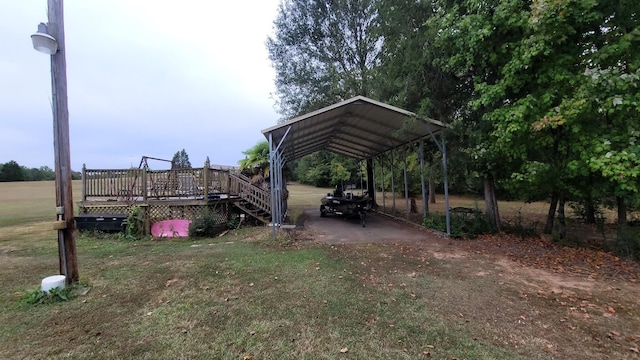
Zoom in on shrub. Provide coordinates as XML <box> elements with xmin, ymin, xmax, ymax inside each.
<box><xmin>422</xmin><ymin>209</ymin><xmax>497</xmax><ymax>238</ymax></box>
<box><xmin>189</xmin><ymin>208</ymin><xmax>226</xmax><ymax>237</ymax></box>
<box><xmin>124</xmin><ymin>205</ymin><xmax>145</xmax><ymax>241</ymax></box>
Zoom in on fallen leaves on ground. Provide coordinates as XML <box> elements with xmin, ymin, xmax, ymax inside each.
<box><xmin>460</xmin><ymin>233</ymin><xmax>640</xmax><ymax>281</ymax></box>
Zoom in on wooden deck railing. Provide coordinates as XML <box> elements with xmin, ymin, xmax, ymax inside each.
<box><xmin>229</xmin><ymin>173</ymin><xmax>271</xmax><ymax>213</ymax></box>
<box><xmin>81</xmin><ymin>164</ymin><xmax>273</xmax><ymax>221</ymax></box>
<box><xmin>82</xmin><ymin>169</ymin><xmax>143</xmax><ymax>199</ymax></box>
<box><xmin>82</xmin><ymin>165</ymin><xmax>232</xmax><ymax>202</ymax></box>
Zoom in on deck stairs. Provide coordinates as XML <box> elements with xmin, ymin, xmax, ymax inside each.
<box><xmin>230</xmin><ymin>173</ymin><xmax>271</xmax><ymax>224</ymax></box>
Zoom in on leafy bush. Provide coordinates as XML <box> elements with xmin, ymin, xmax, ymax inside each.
<box><xmin>189</xmin><ymin>208</ymin><xmax>226</xmax><ymax>237</ymax></box>
<box><xmin>22</xmin><ymin>285</ymin><xmax>74</xmax><ymax>306</ymax></box>
<box><xmin>124</xmin><ymin>205</ymin><xmax>145</xmax><ymax>241</ymax></box>
<box><xmin>226</xmin><ymin>213</ymin><xmax>243</xmax><ymax>229</ymax></box>
<box><xmin>422</xmin><ymin>209</ymin><xmax>497</xmax><ymax>238</ymax></box>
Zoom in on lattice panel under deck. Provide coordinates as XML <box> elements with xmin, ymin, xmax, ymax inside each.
<box><xmin>80</xmin><ymin>205</ymin><xmax>130</xmax><ymax>215</ymax></box>
<box><xmin>146</xmin><ymin>204</ymin><xmax>229</xmax><ymax>223</ymax></box>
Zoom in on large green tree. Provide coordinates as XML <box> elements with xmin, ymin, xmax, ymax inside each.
<box><xmin>375</xmin><ymin>0</ymin><xmax>459</xmax><ymax>121</ymax></box>
<box><xmin>425</xmin><ymin>0</ymin><xmax>537</xmax><ymax>229</ymax></box>
<box><xmin>544</xmin><ymin>0</ymin><xmax>640</xmax><ymax>240</ymax></box>
<box><xmin>267</xmin><ymin>0</ymin><xmax>381</xmax><ymax>119</ymax></box>
<box><xmin>428</xmin><ymin>0</ymin><xmax>640</xmax><ymax>238</ymax></box>
<box><xmin>0</xmin><ymin>161</ymin><xmax>24</xmax><ymax>182</ymax></box>
<box><xmin>293</xmin><ymin>151</ymin><xmax>361</xmax><ymax>188</ymax></box>
<box><xmin>483</xmin><ymin>0</ymin><xmax>638</xmax><ymax>240</ymax></box>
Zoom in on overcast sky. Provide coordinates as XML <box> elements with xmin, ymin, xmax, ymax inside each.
<box><xmin>1</xmin><ymin>0</ymin><xmax>281</xmax><ymax>171</ymax></box>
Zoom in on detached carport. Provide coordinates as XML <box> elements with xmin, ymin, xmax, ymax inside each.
<box><xmin>262</xmin><ymin>95</ymin><xmax>450</xmax><ymax>236</ymax></box>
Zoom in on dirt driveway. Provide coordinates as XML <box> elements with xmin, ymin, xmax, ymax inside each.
<box><xmin>302</xmin><ymin>208</ymin><xmax>433</xmax><ymax>244</ymax></box>
<box><xmin>300</xmin><ymin>208</ymin><xmax>640</xmax><ymax>359</ymax></box>
<box><xmin>303</xmin><ymin>208</ymin><xmax>478</xmax><ymax>261</ymax></box>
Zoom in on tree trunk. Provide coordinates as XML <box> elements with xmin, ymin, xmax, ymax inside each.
<box><xmin>556</xmin><ymin>192</ymin><xmax>566</xmax><ymax>240</ymax></box>
<box><xmin>366</xmin><ymin>158</ymin><xmax>376</xmax><ymax>208</ymax></box>
<box><xmin>483</xmin><ymin>177</ymin><xmax>501</xmax><ymax>231</ymax></box>
<box><xmin>410</xmin><ymin>198</ymin><xmax>418</xmax><ymax>213</ymax></box>
<box><xmin>585</xmin><ymin>196</ymin><xmax>596</xmax><ymax>224</ymax></box>
<box><xmin>544</xmin><ymin>192</ymin><xmax>558</xmax><ymax>234</ymax></box>
<box><xmin>428</xmin><ymin>179</ymin><xmax>436</xmax><ymax>203</ymax></box>
<box><xmin>617</xmin><ymin>196</ymin><xmax>627</xmax><ymax>239</ymax></box>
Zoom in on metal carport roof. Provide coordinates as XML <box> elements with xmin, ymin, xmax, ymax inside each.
<box><xmin>261</xmin><ymin>95</ymin><xmax>452</xmax><ymax>237</ymax></box>
<box><xmin>261</xmin><ymin>95</ymin><xmax>447</xmax><ymax>161</ymax></box>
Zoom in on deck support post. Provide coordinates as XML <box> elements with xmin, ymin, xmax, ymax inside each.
<box><xmin>203</xmin><ymin>157</ymin><xmax>210</xmax><ymax>199</ymax></box>
<box><xmin>142</xmin><ymin>168</ymin><xmax>148</xmax><ymax>202</ymax></box>
<box><xmin>82</xmin><ymin>163</ymin><xmax>87</xmax><ymax>202</ymax></box>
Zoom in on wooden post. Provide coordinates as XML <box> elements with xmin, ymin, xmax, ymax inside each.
<box><xmin>81</xmin><ymin>163</ymin><xmax>86</xmax><ymax>202</ymax></box>
<box><xmin>48</xmin><ymin>0</ymin><xmax>78</xmax><ymax>284</ymax></box>
<box><xmin>142</xmin><ymin>168</ymin><xmax>148</xmax><ymax>202</ymax></box>
<box><xmin>203</xmin><ymin>157</ymin><xmax>210</xmax><ymax>199</ymax></box>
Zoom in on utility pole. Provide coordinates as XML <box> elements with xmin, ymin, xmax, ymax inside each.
<box><xmin>48</xmin><ymin>0</ymin><xmax>78</xmax><ymax>284</ymax></box>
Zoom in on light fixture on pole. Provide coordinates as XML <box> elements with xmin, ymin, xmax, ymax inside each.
<box><xmin>31</xmin><ymin>22</ymin><xmax>58</xmax><ymax>54</ymax></box>
<box><xmin>31</xmin><ymin>0</ymin><xmax>79</xmax><ymax>285</ymax></box>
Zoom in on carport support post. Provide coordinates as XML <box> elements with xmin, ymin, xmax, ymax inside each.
<box><xmin>274</xmin><ymin>152</ymin><xmax>281</xmax><ymax>227</ymax></box>
<box><xmin>402</xmin><ymin>146</ymin><xmax>409</xmax><ymax>221</ymax></box>
<box><xmin>390</xmin><ymin>149</ymin><xmax>396</xmax><ymax>215</ymax></box>
<box><xmin>269</xmin><ymin>133</ymin><xmax>277</xmax><ymax>239</ymax></box>
<box><xmin>442</xmin><ymin>135</ymin><xmax>450</xmax><ymax>235</ymax></box>
<box><xmin>425</xmin><ymin>126</ymin><xmax>450</xmax><ymax>236</ymax></box>
<box><xmin>419</xmin><ymin>140</ymin><xmax>428</xmax><ymax>218</ymax></box>
<box><xmin>268</xmin><ymin>127</ymin><xmax>291</xmax><ymax>240</ymax></box>
<box><xmin>276</xmin><ymin>153</ymin><xmax>287</xmax><ymax>226</ymax></box>
<box><xmin>378</xmin><ymin>155</ymin><xmax>385</xmax><ymax>210</ymax></box>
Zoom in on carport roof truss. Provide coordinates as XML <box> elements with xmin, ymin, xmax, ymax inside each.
<box><xmin>261</xmin><ymin>95</ymin><xmax>448</xmax><ymax>161</ymax></box>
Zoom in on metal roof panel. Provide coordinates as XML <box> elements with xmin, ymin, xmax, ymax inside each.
<box><xmin>262</xmin><ymin>96</ymin><xmax>448</xmax><ymax>161</ymax></box>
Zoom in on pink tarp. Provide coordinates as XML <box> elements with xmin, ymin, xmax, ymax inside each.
<box><xmin>151</xmin><ymin>219</ymin><xmax>191</xmax><ymax>238</ymax></box>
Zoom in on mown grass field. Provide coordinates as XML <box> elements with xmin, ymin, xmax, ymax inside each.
<box><xmin>1</xmin><ymin>181</ymin><xmax>638</xmax><ymax>359</ymax></box>
<box><xmin>0</xmin><ymin>180</ymin><xmax>82</xmax><ymax>227</ymax></box>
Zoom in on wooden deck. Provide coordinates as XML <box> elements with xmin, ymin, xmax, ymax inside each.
<box><xmin>78</xmin><ymin>164</ymin><xmax>274</xmax><ymax>230</ymax></box>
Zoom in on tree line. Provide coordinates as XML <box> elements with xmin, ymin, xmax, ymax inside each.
<box><xmin>0</xmin><ymin>149</ymin><xmax>193</xmax><ymax>183</ymax></box>
<box><xmin>267</xmin><ymin>0</ymin><xmax>639</xmax><ymax>250</ymax></box>
<box><xmin>0</xmin><ymin>160</ymin><xmax>82</xmax><ymax>182</ymax></box>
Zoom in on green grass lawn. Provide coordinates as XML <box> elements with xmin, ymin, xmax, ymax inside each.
<box><xmin>0</xmin><ymin>181</ymin><xmax>637</xmax><ymax>359</ymax></box>
<box><xmin>1</xmin><ymin>229</ymin><xmax>530</xmax><ymax>360</ymax></box>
